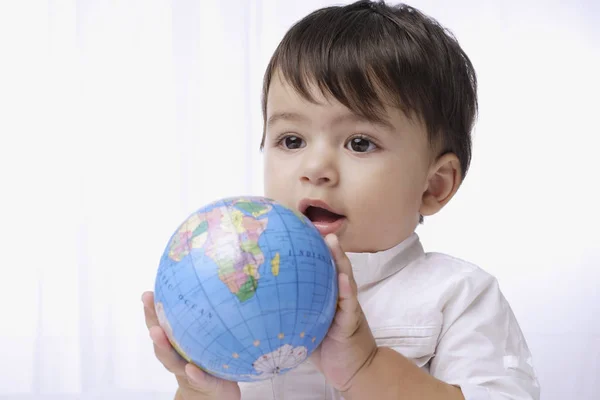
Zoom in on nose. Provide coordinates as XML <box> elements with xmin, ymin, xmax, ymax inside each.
<box><xmin>299</xmin><ymin>144</ymin><xmax>339</xmax><ymax>186</ymax></box>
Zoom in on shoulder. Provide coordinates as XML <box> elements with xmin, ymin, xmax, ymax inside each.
<box><xmin>415</xmin><ymin>255</ymin><xmax>540</xmax><ymax>397</ymax></box>
<box><xmin>363</xmin><ymin>250</ymin><xmax>501</xmax><ymax>309</ymax></box>
<box><xmin>420</xmin><ymin>251</ymin><xmax>494</xmax><ymax>279</ymax></box>
<box><xmin>406</xmin><ymin>252</ymin><xmax>520</xmax><ymax>341</ymax></box>
<box><xmin>361</xmin><ymin>250</ymin><xmax>504</xmax><ymax>334</ymax></box>
<box><xmin>422</xmin><ymin>252</ymin><xmax>503</xmax><ymax>308</ymax></box>
<box><xmin>398</xmin><ymin>251</ymin><xmax>499</xmax><ymax>296</ymax></box>
<box><xmin>378</xmin><ymin>250</ymin><xmax>510</xmax><ymax>328</ymax></box>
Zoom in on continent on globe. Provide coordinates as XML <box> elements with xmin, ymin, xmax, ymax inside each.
<box><xmin>168</xmin><ymin>213</ymin><xmax>209</xmax><ymax>262</ymax></box>
<box><xmin>167</xmin><ymin>198</ymin><xmax>272</xmax><ymax>302</ymax></box>
<box><xmin>234</xmin><ymin>200</ymin><xmax>271</xmax><ymax>218</ymax></box>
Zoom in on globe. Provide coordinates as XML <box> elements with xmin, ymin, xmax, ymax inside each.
<box><xmin>154</xmin><ymin>196</ymin><xmax>338</xmax><ymax>382</ymax></box>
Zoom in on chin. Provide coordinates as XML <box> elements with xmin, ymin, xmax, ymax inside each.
<box><xmin>336</xmin><ymin>236</ymin><xmax>364</xmax><ymax>253</ymax></box>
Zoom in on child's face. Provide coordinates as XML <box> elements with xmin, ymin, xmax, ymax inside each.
<box><xmin>263</xmin><ymin>74</ymin><xmax>434</xmax><ymax>253</ymax></box>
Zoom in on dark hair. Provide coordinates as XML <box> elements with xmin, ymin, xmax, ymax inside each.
<box><xmin>260</xmin><ymin>0</ymin><xmax>478</xmax><ymax>180</ymax></box>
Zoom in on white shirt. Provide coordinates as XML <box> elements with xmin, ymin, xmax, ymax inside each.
<box><xmin>239</xmin><ymin>233</ymin><xmax>540</xmax><ymax>399</ymax></box>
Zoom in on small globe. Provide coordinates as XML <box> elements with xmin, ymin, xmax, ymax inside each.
<box><xmin>154</xmin><ymin>196</ymin><xmax>338</xmax><ymax>382</ymax></box>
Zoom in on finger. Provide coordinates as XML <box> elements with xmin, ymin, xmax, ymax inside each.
<box><xmin>149</xmin><ymin>325</ymin><xmax>188</xmax><ymax>375</ymax></box>
<box><xmin>141</xmin><ymin>291</ymin><xmax>154</xmax><ymax>308</ymax></box>
<box><xmin>325</xmin><ymin>234</ymin><xmax>356</xmax><ymax>285</ymax></box>
<box><xmin>327</xmin><ymin>273</ymin><xmax>362</xmax><ymax>340</ymax></box>
<box><xmin>184</xmin><ymin>363</ymin><xmax>220</xmax><ymax>393</ymax></box>
<box><xmin>149</xmin><ymin>325</ymin><xmax>173</xmax><ymax>351</ymax></box>
<box><xmin>142</xmin><ymin>291</ymin><xmax>159</xmax><ymax>330</ymax></box>
<box><xmin>181</xmin><ymin>364</ymin><xmax>241</xmax><ymax>399</ymax></box>
<box><xmin>324</xmin><ymin>235</ymin><xmax>363</xmax><ymax>340</ymax></box>
<box><xmin>143</xmin><ymin>292</ymin><xmax>192</xmax><ymax>377</ymax></box>
<box><xmin>336</xmin><ymin>273</ymin><xmax>358</xmax><ymax>313</ymax></box>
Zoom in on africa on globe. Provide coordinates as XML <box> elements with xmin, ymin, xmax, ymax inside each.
<box><xmin>154</xmin><ymin>196</ymin><xmax>338</xmax><ymax>382</ymax></box>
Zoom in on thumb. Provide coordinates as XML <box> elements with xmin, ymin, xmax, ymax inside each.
<box><xmin>324</xmin><ymin>235</ymin><xmax>362</xmax><ymax>340</ymax></box>
<box><xmin>325</xmin><ymin>234</ymin><xmax>356</xmax><ymax>287</ymax></box>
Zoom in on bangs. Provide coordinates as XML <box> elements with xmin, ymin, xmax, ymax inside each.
<box><xmin>262</xmin><ymin>5</ymin><xmax>433</xmax><ymax>129</ymax></box>
<box><xmin>260</xmin><ymin>1</ymin><xmax>477</xmax><ymax>179</ymax></box>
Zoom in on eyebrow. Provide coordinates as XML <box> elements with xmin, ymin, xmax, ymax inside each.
<box><xmin>267</xmin><ymin>112</ymin><xmax>309</xmax><ymax>128</ymax></box>
<box><xmin>267</xmin><ymin>111</ymin><xmax>395</xmax><ymax>131</ymax></box>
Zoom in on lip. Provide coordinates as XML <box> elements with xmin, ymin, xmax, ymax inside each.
<box><xmin>297</xmin><ymin>199</ymin><xmax>343</xmax><ymax>215</ymax></box>
<box><xmin>309</xmin><ymin>217</ymin><xmax>347</xmax><ymax>236</ymax></box>
<box><xmin>298</xmin><ymin>198</ymin><xmax>346</xmax><ymax>236</ymax></box>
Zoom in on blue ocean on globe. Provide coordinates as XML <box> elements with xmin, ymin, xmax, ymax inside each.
<box><xmin>154</xmin><ymin>196</ymin><xmax>338</xmax><ymax>382</ymax></box>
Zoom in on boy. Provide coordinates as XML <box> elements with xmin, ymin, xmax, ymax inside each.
<box><xmin>142</xmin><ymin>1</ymin><xmax>540</xmax><ymax>399</ymax></box>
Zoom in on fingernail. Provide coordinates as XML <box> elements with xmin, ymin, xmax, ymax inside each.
<box><xmin>325</xmin><ymin>234</ymin><xmax>336</xmax><ymax>246</ymax></box>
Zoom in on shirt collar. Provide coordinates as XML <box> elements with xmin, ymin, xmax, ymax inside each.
<box><xmin>346</xmin><ymin>233</ymin><xmax>424</xmax><ymax>289</ymax></box>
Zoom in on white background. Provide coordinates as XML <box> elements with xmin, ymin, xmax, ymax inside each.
<box><xmin>0</xmin><ymin>1</ymin><xmax>598</xmax><ymax>399</ymax></box>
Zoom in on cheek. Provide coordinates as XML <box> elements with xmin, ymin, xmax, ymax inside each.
<box><xmin>263</xmin><ymin>154</ymin><xmax>288</xmax><ymax>198</ymax></box>
<box><xmin>352</xmin><ymin>161</ymin><xmax>423</xmax><ymax>212</ymax></box>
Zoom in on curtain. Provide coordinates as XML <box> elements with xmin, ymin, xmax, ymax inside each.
<box><xmin>0</xmin><ymin>1</ymin><xmax>598</xmax><ymax>399</ymax></box>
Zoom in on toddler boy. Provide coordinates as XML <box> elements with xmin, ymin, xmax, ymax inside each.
<box><xmin>142</xmin><ymin>1</ymin><xmax>540</xmax><ymax>399</ymax></box>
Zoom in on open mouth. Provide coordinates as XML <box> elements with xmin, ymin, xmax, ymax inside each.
<box><xmin>298</xmin><ymin>199</ymin><xmax>346</xmax><ymax>235</ymax></box>
<box><xmin>304</xmin><ymin>206</ymin><xmax>345</xmax><ymax>224</ymax></box>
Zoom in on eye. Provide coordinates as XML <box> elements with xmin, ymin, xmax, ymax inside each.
<box><xmin>346</xmin><ymin>136</ymin><xmax>377</xmax><ymax>153</ymax></box>
<box><xmin>279</xmin><ymin>135</ymin><xmax>306</xmax><ymax>150</ymax></box>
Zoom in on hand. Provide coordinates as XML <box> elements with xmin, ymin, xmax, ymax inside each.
<box><xmin>309</xmin><ymin>234</ymin><xmax>379</xmax><ymax>392</ymax></box>
<box><xmin>142</xmin><ymin>291</ymin><xmax>241</xmax><ymax>400</ymax></box>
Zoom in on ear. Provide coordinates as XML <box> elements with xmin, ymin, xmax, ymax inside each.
<box><xmin>420</xmin><ymin>153</ymin><xmax>462</xmax><ymax>217</ymax></box>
